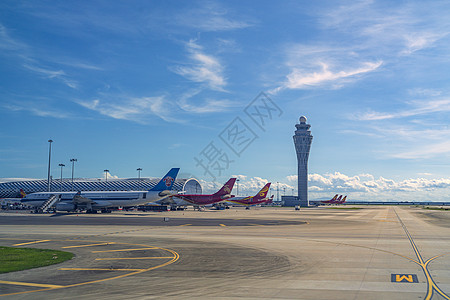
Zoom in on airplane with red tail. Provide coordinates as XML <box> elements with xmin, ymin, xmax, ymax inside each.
<box><xmin>221</xmin><ymin>182</ymin><xmax>271</xmax><ymax>207</ymax></box>
<box><xmin>335</xmin><ymin>195</ymin><xmax>347</xmax><ymax>204</ymax></box>
<box><xmin>320</xmin><ymin>194</ymin><xmax>338</xmax><ymax>204</ymax></box>
<box><xmin>156</xmin><ymin>178</ymin><xmax>236</xmax><ymax>208</ymax></box>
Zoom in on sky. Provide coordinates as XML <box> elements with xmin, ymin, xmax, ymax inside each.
<box><xmin>1</xmin><ymin>0</ymin><xmax>450</xmax><ymax>202</ymax></box>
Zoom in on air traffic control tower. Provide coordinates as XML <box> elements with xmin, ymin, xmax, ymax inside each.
<box><xmin>293</xmin><ymin>116</ymin><xmax>313</xmax><ymax>207</ymax></box>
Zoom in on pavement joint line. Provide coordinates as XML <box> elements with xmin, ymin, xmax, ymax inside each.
<box><xmin>12</xmin><ymin>240</ymin><xmax>51</xmax><ymax>246</ymax></box>
<box><xmin>62</xmin><ymin>242</ymin><xmax>115</xmax><ymax>248</ymax></box>
<box><xmin>91</xmin><ymin>247</ymin><xmax>156</xmax><ymax>253</ymax></box>
<box><xmin>95</xmin><ymin>256</ymin><xmax>174</xmax><ymax>260</ymax></box>
<box><xmin>0</xmin><ymin>280</ymin><xmax>64</xmax><ymax>288</ymax></box>
<box><xmin>179</xmin><ymin>224</ymin><xmax>192</xmax><ymax>226</ymax></box>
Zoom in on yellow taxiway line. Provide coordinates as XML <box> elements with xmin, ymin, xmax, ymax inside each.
<box><xmin>12</xmin><ymin>240</ymin><xmax>51</xmax><ymax>246</ymax></box>
<box><xmin>91</xmin><ymin>247</ymin><xmax>155</xmax><ymax>253</ymax></box>
<box><xmin>59</xmin><ymin>268</ymin><xmax>146</xmax><ymax>271</ymax></box>
<box><xmin>0</xmin><ymin>280</ymin><xmax>63</xmax><ymax>289</ymax></box>
<box><xmin>95</xmin><ymin>256</ymin><xmax>174</xmax><ymax>260</ymax></box>
<box><xmin>62</xmin><ymin>242</ymin><xmax>115</xmax><ymax>249</ymax></box>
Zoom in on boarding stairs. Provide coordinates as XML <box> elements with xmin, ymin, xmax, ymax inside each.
<box><xmin>37</xmin><ymin>194</ymin><xmax>60</xmax><ymax>213</ymax></box>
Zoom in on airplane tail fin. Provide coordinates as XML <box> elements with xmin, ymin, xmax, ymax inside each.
<box><xmin>334</xmin><ymin>195</ymin><xmax>342</xmax><ymax>203</ymax></box>
<box><xmin>331</xmin><ymin>194</ymin><xmax>338</xmax><ymax>201</ymax></box>
<box><xmin>254</xmin><ymin>183</ymin><xmax>271</xmax><ymax>200</ymax></box>
<box><xmin>340</xmin><ymin>196</ymin><xmax>347</xmax><ymax>203</ymax></box>
<box><xmin>213</xmin><ymin>178</ymin><xmax>236</xmax><ymax>196</ymax></box>
<box><xmin>19</xmin><ymin>189</ymin><xmax>26</xmax><ymax>198</ymax></box>
<box><xmin>150</xmin><ymin>168</ymin><xmax>180</xmax><ymax>191</ymax></box>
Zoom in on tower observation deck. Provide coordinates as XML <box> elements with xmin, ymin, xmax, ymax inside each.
<box><xmin>293</xmin><ymin>116</ymin><xmax>313</xmax><ymax>207</ymax></box>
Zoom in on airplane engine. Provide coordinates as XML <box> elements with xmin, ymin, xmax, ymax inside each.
<box><xmin>56</xmin><ymin>203</ymin><xmax>76</xmax><ymax>212</ymax></box>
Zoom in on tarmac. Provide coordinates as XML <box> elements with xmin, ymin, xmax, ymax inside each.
<box><xmin>0</xmin><ymin>206</ymin><xmax>449</xmax><ymax>299</ymax></box>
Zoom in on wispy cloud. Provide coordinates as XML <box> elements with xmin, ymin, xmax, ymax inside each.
<box><xmin>23</xmin><ymin>64</ymin><xmax>78</xmax><ymax>89</ymax></box>
<box><xmin>172</xmin><ymin>39</ymin><xmax>226</xmax><ymax>91</ymax></box>
<box><xmin>179</xmin><ymin>98</ymin><xmax>235</xmax><ymax>113</ymax></box>
<box><xmin>75</xmin><ymin>95</ymin><xmax>180</xmax><ymax>124</ymax></box>
<box><xmin>270</xmin><ymin>1</ymin><xmax>450</xmax><ymax>94</ymax></box>
<box><xmin>283</xmin><ymin>61</ymin><xmax>382</xmax><ymax>90</ymax></box>
<box><xmin>355</xmin><ymin>99</ymin><xmax>450</xmax><ymax>121</ymax></box>
<box><xmin>0</xmin><ymin>23</ymin><xmax>27</xmax><ymax>51</ymax></box>
<box><xmin>390</xmin><ymin>140</ymin><xmax>450</xmax><ymax>159</ymax></box>
<box><xmin>177</xmin><ymin>89</ymin><xmax>236</xmax><ymax>113</ymax></box>
<box><xmin>173</xmin><ymin>1</ymin><xmax>254</xmax><ymax>32</ymax></box>
<box><xmin>0</xmin><ymin>23</ymin><xmax>80</xmax><ymax>89</ymax></box>
<box><xmin>320</xmin><ymin>1</ymin><xmax>450</xmax><ymax>55</ymax></box>
<box><xmin>3</xmin><ymin>101</ymin><xmax>71</xmax><ymax>119</ymax></box>
<box><xmin>269</xmin><ymin>41</ymin><xmax>383</xmax><ymax>94</ymax></box>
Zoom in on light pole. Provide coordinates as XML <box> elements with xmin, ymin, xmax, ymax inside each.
<box><xmin>70</xmin><ymin>158</ymin><xmax>77</xmax><ymax>191</ymax></box>
<box><xmin>58</xmin><ymin>163</ymin><xmax>65</xmax><ymax>192</ymax></box>
<box><xmin>137</xmin><ymin>168</ymin><xmax>142</xmax><ymax>180</ymax></box>
<box><xmin>47</xmin><ymin>139</ymin><xmax>53</xmax><ymax>192</ymax></box>
<box><xmin>283</xmin><ymin>187</ymin><xmax>286</xmax><ymax>196</ymax></box>
<box><xmin>104</xmin><ymin>169</ymin><xmax>109</xmax><ymax>182</ymax></box>
<box><xmin>277</xmin><ymin>182</ymin><xmax>279</xmax><ymax>202</ymax></box>
<box><xmin>237</xmin><ymin>179</ymin><xmax>240</xmax><ymax>196</ymax></box>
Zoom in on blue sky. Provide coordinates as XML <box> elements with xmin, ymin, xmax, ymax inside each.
<box><xmin>1</xmin><ymin>0</ymin><xmax>450</xmax><ymax>201</ymax></box>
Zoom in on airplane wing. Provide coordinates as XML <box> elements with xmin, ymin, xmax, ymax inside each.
<box><xmin>73</xmin><ymin>192</ymin><xmax>93</xmax><ymax>204</ymax></box>
<box><xmin>71</xmin><ymin>192</ymin><xmax>111</xmax><ymax>207</ymax></box>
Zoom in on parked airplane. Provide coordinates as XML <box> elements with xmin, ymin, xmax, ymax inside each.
<box><xmin>155</xmin><ymin>178</ymin><xmax>236</xmax><ymax>209</ymax></box>
<box><xmin>336</xmin><ymin>195</ymin><xmax>347</xmax><ymax>204</ymax></box>
<box><xmin>21</xmin><ymin>168</ymin><xmax>180</xmax><ymax>213</ymax></box>
<box><xmin>1</xmin><ymin>189</ymin><xmax>26</xmax><ymax>200</ymax></box>
<box><xmin>221</xmin><ymin>183</ymin><xmax>271</xmax><ymax>207</ymax></box>
<box><xmin>320</xmin><ymin>194</ymin><xmax>338</xmax><ymax>204</ymax></box>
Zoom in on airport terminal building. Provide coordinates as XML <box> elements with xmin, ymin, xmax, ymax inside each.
<box><xmin>0</xmin><ymin>178</ymin><xmax>202</xmax><ymax>198</ymax></box>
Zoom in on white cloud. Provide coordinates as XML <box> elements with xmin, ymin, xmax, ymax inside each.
<box><xmin>75</xmin><ymin>96</ymin><xmax>180</xmax><ymax>124</ymax></box>
<box><xmin>355</xmin><ymin>99</ymin><xmax>450</xmax><ymax>121</ymax></box>
<box><xmin>320</xmin><ymin>1</ymin><xmax>449</xmax><ymax>56</ymax></box>
<box><xmin>178</xmin><ymin>98</ymin><xmax>235</xmax><ymax>113</ymax></box>
<box><xmin>390</xmin><ymin>140</ymin><xmax>450</xmax><ymax>159</ymax></box>
<box><xmin>0</xmin><ymin>23</ymin><xmax>27</xmax><ymax>51</ymax></box>
<box><xmin>3</xmin><ymin>102</ymin><xmax>71</xmax><ymax>119</ymax></box>
<box><xmin>271</xmin><ymin>60</ymin><xmax>382</xmax><ymax>94</ymax></box>
<box><xmin>284</xmin><ymin>61</ymin><xmax>382</xmax><ymax>90</ymax></box>
<box><xmin>102</xmin><ymin>171</ymin><xmax>118</xmax><ymax>180</ymax></box>
<box><xmin>173</xmin><ymin>2</ymin><xmax>253</xmax><ymax>32</ymax></box>
<box><xmin>306</xmin><ymin>172</ymin><xmax>450</xmax><ymax>194</ymax></box>
<box><xmin>23</xmin><ymin>64</ymin><xmax>78</xmax><ymax>89</ymax></box>
<box><xmin>172</xmin><ymin>39</ymin><xmax>226</xmax><ymax>91</ymax></box>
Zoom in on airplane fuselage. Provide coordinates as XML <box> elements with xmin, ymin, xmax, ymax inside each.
<box><xmin>21</xmin><ymin>190</ymin><xmax>169</xmax><ymax>209</ymax></box>
<box><xmin>171</xmin><ymin>194</ymin><xmax>233</xmax><ymax>206</ymax></box>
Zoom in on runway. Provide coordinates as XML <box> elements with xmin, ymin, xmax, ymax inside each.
<box><xmin>0</xmin><ymin>206</ymin><xmax>449</xmax><ymax>299</ymax></box>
